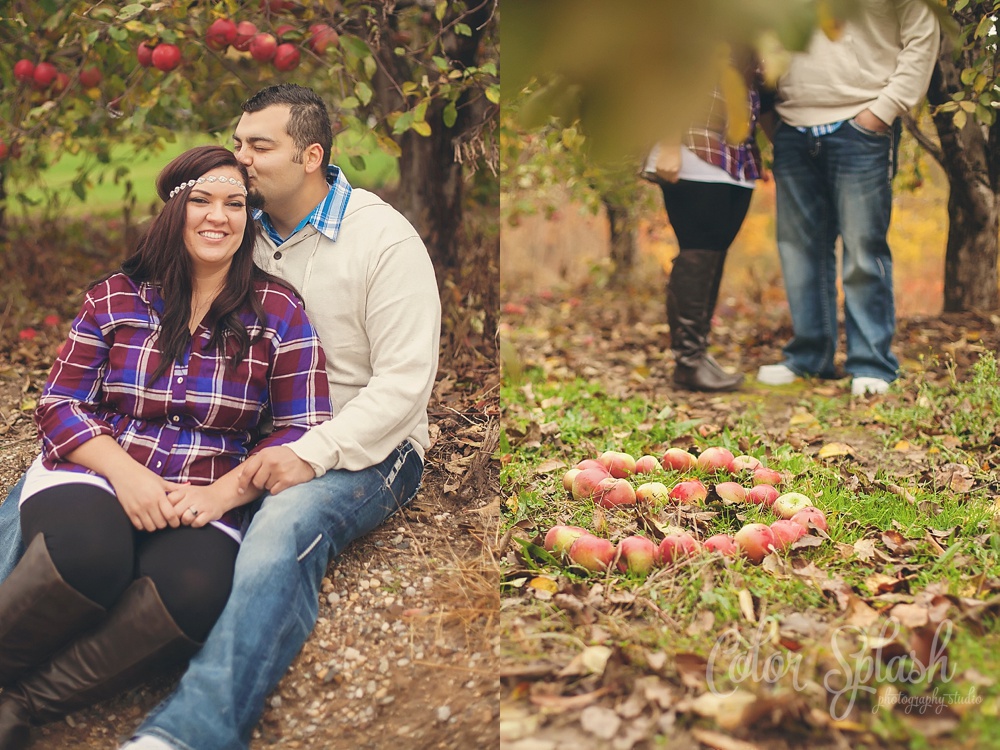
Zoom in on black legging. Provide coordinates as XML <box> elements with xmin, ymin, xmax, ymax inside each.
<box><xmin>659</xmin><ymin>179</ymin><xmax>754</xmax><ymax>252</ymax></box>
<box><xmin>21</xmin><ymin>483</ymin><xmax>239</xmax><ymax>642</ymax></box>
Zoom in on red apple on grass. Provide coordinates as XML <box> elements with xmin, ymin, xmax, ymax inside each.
<box><xmin>773</xmin><ymin>492</ymin><xmax>814</xmax><ymax>520</ymax></box>
<box><xmin>697</xmin><ymin>446</ymin><xmax>735</xmax><ymax>473</ymax></box>
<box><xmin>669</xmin><ymin>479</ymin><xmax>708</xmax><ymax>504</ymax></box>
<box><xmin>729</xmin><ymin>454</ymin><xmax>763</xmax><ymax>473</ymax></box>
<box><xmin>250</xmin><ymin>33</ymin><xmax>278</xmax><ymax>62</ymax></box>
<box><xmin>593</xmin><ymin>477</ymin><xmax>637</xmax><ymax>508</ymax></box>
<box><xmin>543</xmin><ymin>525</ymin><xmax>588</xmax><ymax>556</ymax></box>
<box><xmin>574</xmin><ymin>459</ymin><xmax>607</xmax><ymax>473</ymax></box>
<box><xmin>568</xmin><ymin>535</ymin><xmax>616</xmax><ymax>572</ymax></box>
<box><xmin>13</xmin><ymin>59</ymin><xmax>35</xmax><ymax>83</ymax></box>
<box><xmin>747</xmin><ymin>484</ymin><xmax>779</xmax><ymax>507</ymax></box>
<box><xmin>561</xmin><ymin>468</ymin><xmax>581</xmax><ymax>494</ymax></box>
<box><xmin>657</xmin><ymin>533</ymin><xmax>702</xmax><ymax>564</ymax></box>
<box><xmin>791</xmin><ymin>507</ymin><xmax>828</xmax><ymax>533</ymax></box>
<box><xmin>616</xmin><ymin>536</ymin><xmax>658</xmax><ymax>574</ymax></box>
<box><xmin>714</xmin><ymin>481</ymin><xmax>747</xmax><ymax>503</ymax></box>
<box><xmin>753</xmin><ymin>467</ymin><xmax>783</xmax><ymax>486</ymax></box>
<box><xmin>734</xmin><ymin>523</ymin><xmax>776</xmax><ymax>563</ymax></box>
<box><xmin>635</xmin><ymin>481</ymin><xmax>670</xmax><ymax>504</ymax></box>
<box><xmin>704</xmin><ymin>533</ymin><xmax>738</xmax><ymax>556</ymax></box>
<box><xmin>634</xmin><ymin>455</ymin><xmax>660</xmax><ymax>474</ymax></box>
<box><xmin>152</xmin><ymin>44</ymin><xmax>181</xmax><ymax>71</ymax></box>
<box><xmin>598</xmin><ymin>450</ymin><xmax>636</xmax><ymax>478</ymax></box>
<box><xmin>770</xmin><ymin>520</ymin><xmax>807</xmax><ymax>550</ymax></box>
<box><xmin>661</xmin><ymin>448</ymin><xmax>696</xmax><ymax>471</ymax></box>
<box><xmin>571</xmin><ymin>468</ymin><xmax>611</xmax><ymax>501</ymax></box>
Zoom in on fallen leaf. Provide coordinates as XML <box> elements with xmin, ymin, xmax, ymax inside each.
<box><xmin>530</xmin><ymin>687</ymin><xmax>610</xmax><ymax>713</ymax></box>
<box><xmin>739</xmin><ymin>588</ymin><xmax>757</xmax><ymax>623</ymax></box>
<box><xmin>558</xmin><ymin>645</ymin><xmax>613</xmax><ymax>677</ymax></box>
<box><xmin>853</xmin><ymin>538</ymin><xmax>877</xmax><ymax>561</ymax></box>
<box><xmin>534</xmin><ymin>458</ymin><xmax>567</xmax><ymax>475</ymax></box>
<box><xmin>687</xmin><ymin>690</ymin><xmax>759</xmax><ymax>730</ymax></box>
<box><xmin>579</xmin><ymin>704</ymin><xmax>621</xmax><ymax>740</ymax></box>
<box><xmin>865</xmin><ymin>573</ymin><xmax>903</xmax><ymax>596</ymax></box>
<box><xmin>790</xmin><ymin>412</ymin><xmax>820</xmax><ymax>430</ymax></box>
<box><xmin>881</xmin><ymin>530</ymin><xmax>918</xmax><ymax>555</ymax></box>
<box><xmin>528</xmin><ymin>576</ymin><xmax>559</xmax><ymax>595</ymax></box>
<box><xmin>935</xmin><ymin>463</ymin><xmax>975</xmax><ymax>493</ymax></box>
<box><xmin>689</xmin><ymin>727</ymin><xmax>765</xmax><ymax>750</ymax></box>
<box><xmin>674</xmin><ymin>652</ymin><xmax>710</xmax><ymax>689</ymax></box>
<box><xmin>817</xmin><ymin>442</ymin><xmax>855</xmax><ymax>459</ymax></box>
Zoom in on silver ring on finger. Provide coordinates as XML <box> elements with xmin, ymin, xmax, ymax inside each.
<box><xmin>189</xmin><ymin>507</ymin><xmax>199</xmax><ymax>518</ymax></box>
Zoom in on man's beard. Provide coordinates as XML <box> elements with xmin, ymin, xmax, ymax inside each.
<box><xmin>248</xmin><ymin>189</ymin><xmax>265</xmax><ymax>209</ymax></box>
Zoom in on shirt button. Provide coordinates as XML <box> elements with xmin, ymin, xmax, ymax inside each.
<box><xmin>273</xmin><ymin>251</ymin><xmax>282</xmax><ymax>260</ymax></box>
<box><xmin>172</xmin><ymin>416</ymin><xmax>180</xmax><ymax>423</ymax></box>
<box><xmin>156</xmin><ymin>461</ymin><xmax>162</xmax><ymax>469</ymax></box>
<box><xmin>176</xmin><ymin>377</ymin><xmax>184</xmax><ymax>384</ymax></box>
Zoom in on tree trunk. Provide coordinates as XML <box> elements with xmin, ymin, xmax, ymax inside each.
<box><xmin>922</xmin><ymin>19</ymin><xmax>1000</xmax><ymax>312</ymax></box>
<box><xmin>941</xmin><ymin>183</ymin><xmax>1000</xmax><ymax>312</ymax></box>
<box><xmin>603</xmin><ymin>197</ymin><xmax>635</xmax><ymax>277</ymax></box>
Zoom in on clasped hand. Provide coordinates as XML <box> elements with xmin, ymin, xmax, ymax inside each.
<box><xmin>237</xmin><ymin>445</ymin><xmax>314</xmax><ymax>496</ymax></box>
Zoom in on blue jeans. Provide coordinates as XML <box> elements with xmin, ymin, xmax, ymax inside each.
<box><xmin>0</xmin><ymin>476</ymin><xmax>26</xmax><ymax>581</ymax></box>
<box><xmin>773</xmin><ymin>120</ymin><xmax>900</xmax><ymax>382</ymax></box>
<box><xmin>135</xmin><ymin>440</ymin><xmax>423</xmax><ymax>750</ymax></box>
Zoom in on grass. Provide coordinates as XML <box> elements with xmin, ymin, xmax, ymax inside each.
<box><xmin>500</xmin><ymin>351</ymin><xmax>1000</xmax><ymax>746</ymax></box>
<box><xmin>6</xmin><ymin>131</ymin><xmax>400</xmax><ymax>219</ymax></box>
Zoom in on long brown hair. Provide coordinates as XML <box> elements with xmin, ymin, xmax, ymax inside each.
<box><xmin>116</xmin><ymin>145</ymin><xmax>271</xmax><ymax>383</ymax></box>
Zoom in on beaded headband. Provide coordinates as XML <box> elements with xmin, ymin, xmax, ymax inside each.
<box><xmin>168</xmin><ymin>175</ymin><xmax>248</xmax><ymax>200</ymax></box>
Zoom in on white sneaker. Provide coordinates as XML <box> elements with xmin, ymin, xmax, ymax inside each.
<box><xmin>851</xmin><ymin>377</ymin><xmax>890</xmax><ymax>396</ymax></box>
<box><xmin>119</xmin><ymin>737</ymin><xmax>177</xmax><ymax>750</ymax></box>
<box><xmin>756</xmin><ymin>363</ymin><xmax>798</xmax><ymax>385</ymax></box>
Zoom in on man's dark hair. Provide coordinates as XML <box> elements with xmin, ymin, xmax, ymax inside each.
<box><xmin>242</xmin><ymin>84</ymin><xmax>333</xmax><ymax>170</ymax></box>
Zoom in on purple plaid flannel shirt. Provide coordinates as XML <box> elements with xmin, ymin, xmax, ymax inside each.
<box><xmin>35</xmin><ymin>273</ymin><xmax>332</xmax><ymax>529</ymax></box>
<box><xmin>684</xmin><ymin>86</ymin><xmax>762</xmax><ymax>182</ymax></box>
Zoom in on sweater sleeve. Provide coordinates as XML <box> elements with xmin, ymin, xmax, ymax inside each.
<box><xmin>869</xmin><ymin>0</ymin><xmax>940</xmax><ymax>125</ymax></box>
<box><xmin>286</xmin><ymin>235</ymin><xmax>440</xmax><ymax>473</ymax></box>
<box><xmin>35</xmin><ymin>290</ymin><xmax>116</xmax><ymax>461</ymax></box>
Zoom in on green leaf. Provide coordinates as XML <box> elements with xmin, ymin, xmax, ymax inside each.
<box><xmin>443</xmin><ymin>102</ymin><xmax>458</xmax><ymax>127</ymax></box>
<box><xmin>355</xmin><ymin>81</ymin><xmax>373</xmax><ymax>106</ymax></box>
<box><xmin>349</xmin><ymin>154</ymin><xmax>366</xmax><ymax>172</ymax></box>
<box><xmin>974</xmin><ymin>14</ymin><xmax>993</xmax><ymax>39</ymax></box>
<box><xmin>339</xmin><ymin>96</ymin><xmax>360</xmax><ymax>109</ymax></box>
<box><xmin>117</xmin><ymin>3</ymin><xmax>146</xmax><ymax>19</ymax></box>
<box><xmin>954</xmin><ymin>109</ymin><xmax>967</xmax><ymax>130</ymax></box>
<box><xmin>976</xmin><ymin>103</ymin><xmax>995</xmax><ymax>126</ymax></box>
<box><xmin>411</xmin><ymin>121</ymin><xmax>432</xmax><ymax>137</ymax></box>
<box><xmin>960</xmin><ymin>68</ymin><xmax>978</xmax><ymax>86</ymax></box>
<box><xmin>486</xmin><ymin>84</ymin><xmax>500</xmax><ymax>104</ymax></box>
<box><xmin>454</xmin><ymin>23</ymin><xmax>472</xmax><ymax>36</ymax></box>
<box><xmin>435</xmin><ymin>0</ymin><xmax>448</xmax><ymax>22</ymax></box>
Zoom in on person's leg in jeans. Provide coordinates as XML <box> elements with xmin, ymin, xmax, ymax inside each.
<box><xmin>0</xmin><ymin>477</ymin><xmax>27</xmax><ymax>582</ymax></box>
<box><xmin>773</xmin><ymin>123</ymin><xmax>841</xmax><ymax>378</ymax></box>
<box><xmin>831</xmin><ymin>120</ymin><xmax>899</xmax><ymax>383</ymax></box>
<box><xmin>129</xmin><ymin>441</ymin><xmax>423</xmax><ymax>750</ymax></box>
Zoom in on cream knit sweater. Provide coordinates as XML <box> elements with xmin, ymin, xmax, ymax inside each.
<box><xmin>775</xmin><ymin>0</ymin><xmax>939</xmax><ymax>128</ymax></box>
<box><xmin>253</xmin><ymin>188</ymin><xmax>441</xmax><ymax>474</ymax></box>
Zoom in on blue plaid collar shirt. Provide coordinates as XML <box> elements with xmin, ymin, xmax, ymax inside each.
<box><xmin>253</xmin><ymin>165</ymin><xmax>353</xmax><ymax>246</ymax></box>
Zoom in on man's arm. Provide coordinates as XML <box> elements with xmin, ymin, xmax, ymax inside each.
<box><xmin>866</xmin><ymin>0</ymin><xmax>940</xmax><ymax>127</ymax></box>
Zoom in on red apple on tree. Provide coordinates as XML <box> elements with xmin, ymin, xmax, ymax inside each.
<box><xmin>234</xmin><ymin>21</ymin><xmax>258</xmax><ymax>51</ymax></box>
<box><xmin>206</xmin><ymin>18</ymin><xmax>238</xmax><ymax>50</ymax></box>
<box><xmin>79</xmin><ymin>65</ymin><xmax>101</xmax><ymax>88</ymax></box>
<box><xmin>32</xmin><ymin>61</ymin><xmax>58</xmax><ymax>90</ymax></box>
<box><xmin>51</xmin><ymin>72</ymin><xmax>71</xmax><ymax>95</ymax></box>
<box><xmin>250</xmin><ymin>33</ymin><xmax>278</xmax><ymax>62</ymax></box>
<box><xmin>152</xmin><ymin>43</ymin><xmax>181</xmax><ymax>72</ymax></box>
<box><xmin>308</xmin><ymin>23</ymin><xmax>339</xmax><ymax>54</ymax></box>
<box><xmin>274</xmin><ymin>43</ymin><xmax>301</xmax><ymax>71</ymax></box>
<box><xmin>137</xmin><ymin>41</ymin><xmax>155</xmax><ymax>67</ymax></box>
<box><xmin>0</xmin><ymin>139</ymin><xmax>8</xmax><ymax>161</ymax></box>
<box><xmin>13</xmin><ymin>59</ymin><xmax>35</xmax><ymax>83</ymax></box>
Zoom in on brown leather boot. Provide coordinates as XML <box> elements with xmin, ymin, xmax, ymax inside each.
<box><xmin>0</xmin><ymin>577</ymin><xmax>200</xmax><ymax>747</ymax></box>
<box><xmin>0</xmin><ymin>534</ymin><xmax>105</xmax><ymax>688</ymax></box>
<box><xmin>666</xmin><ymin>250</ymin><xmax>743</xmax><ymax>392</ymax></box>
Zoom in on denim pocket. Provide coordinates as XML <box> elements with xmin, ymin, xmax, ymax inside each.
<box><xmin>848</xmin><ymin>119</ymin><xmax>891</xmax><ymax>138</ymax></box>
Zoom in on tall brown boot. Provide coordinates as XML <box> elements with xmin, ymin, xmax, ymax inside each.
<box><xmin>666</xmin><ymin>249</ymin><xmax>743</xmax><ymax>392</ymax></box>
<box><xmin>0</xmin><ymin>577</ymin><xmax>200</xmax><ymax>749</ymax></box>
<box><xmin>0</xmin><ymin>534</ymin><xmax>105</xmax><ymax>687</ymax></box>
